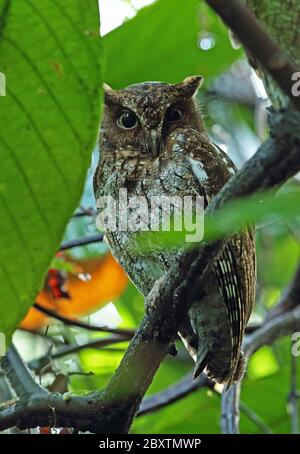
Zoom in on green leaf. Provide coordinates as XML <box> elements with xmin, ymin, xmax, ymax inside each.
<box><xmin>103</xmin><ymin>0</ymin><xmax>242</xmax><ymax>88</ymax></box>
<box><xmin>0</xmin><ymin>0</ymin><xmax>103</xmax><ymax>343</ymax></box>
<box><xmin>134</xmin><ymin>187</ymin><xmax>300</xmax><ymax>251</ymax></box>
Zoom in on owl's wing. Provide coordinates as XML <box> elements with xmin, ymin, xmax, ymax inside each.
<box><xmin>184</xmin><ymin>140</ymin><xmax>256</xmax><ymax>385</ymax></box>
<box><xmin>214</xmin><ymin>245</ymin><xmax>243</xmax><ymax>380</ymax></box>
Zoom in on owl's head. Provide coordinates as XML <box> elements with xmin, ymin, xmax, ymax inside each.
<box><xmin>100</xmin><ymin>76</ymin><xmax>204</xmax><ymax>158</ymax></box>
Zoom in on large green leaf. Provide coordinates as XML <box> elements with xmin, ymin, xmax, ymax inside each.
<box><xmin>0</xmin><ymin>0</ymin><xmax>103</xmax><ymax>343</ymax></box>
<box><xmin>134</xmin><ymin>187</ymin><xmax>300</xmax><ymax>252</ymax></box>
<box><xmin>103</xmin><ymin>0</ymin><xmax>242</xmax><ymax>88</ymax></box>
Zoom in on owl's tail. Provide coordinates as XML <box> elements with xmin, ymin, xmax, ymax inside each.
<box><xmin>193</xmin><ymin>343</ymin><xmax>212</xmax><ymax>380</ymax></box>
<box><xmin>178</xmin><ymin>327</ymin><xmax>214</xmax><ymax>381</ymax></box>
<box><xmin>178</xmin><ymin>316</ymin><xmax>245</xmax><ymax>387</ymax></box>
<box><xmin>194</xmin><ymin>346</ymin><xmax>246</xmax><ymax>387</ymax></box>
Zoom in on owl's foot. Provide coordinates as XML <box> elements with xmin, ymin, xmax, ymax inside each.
<box><xmin>145</xmin><ymin>276</ymin><xmax>165</xmax><ymax>318</ymax></box>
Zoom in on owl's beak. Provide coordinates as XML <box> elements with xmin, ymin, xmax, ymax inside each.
<box><xmin>148</xmin><ymin>129</ymin><xmax>160</xmax><ymax>158</ymax></box>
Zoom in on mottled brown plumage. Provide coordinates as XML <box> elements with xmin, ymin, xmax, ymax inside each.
<box><xmin>94</xmin><ymin>76</ymin><xmax>256</xmax><ymax>386</ymax></box>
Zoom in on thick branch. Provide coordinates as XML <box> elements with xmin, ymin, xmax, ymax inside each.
<box><xmin>205</xmin><ymin>0</ymin><xmax>300</xmax><ymax>109</ymax></box>
<box><xmin>2</xmin><ymin>345</ymin><xmax>47</xmax><ymax>398</ymax></box>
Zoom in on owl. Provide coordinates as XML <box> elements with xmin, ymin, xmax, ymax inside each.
<box><xmin>93</xmin><ymin>76</ymin><xmax>256</xmax><ymax>386</ymax></box>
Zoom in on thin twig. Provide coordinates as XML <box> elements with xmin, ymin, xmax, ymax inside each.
<box><xmin>244</xmin><ymin>307</ymin><xmax>300</xmax><ymax>357</ymax></box>
<box><xmin>72</xmin><ymin>207</ymin><xmax>96</xmax><ymax>218</ymax></box>
<box><xmin>59</xmin><ymin>233</ymin><xmax>103</xmax><ymax>251</ymax></box>
<box><xmin>28</xmin><ymin>336</ymin><xmax>129</xmax><ymax>372</ymax></box>
<box><xmin>33</xmin><ymin>302</ymin><xmax>134</xmax><ymax>338</ymax></box>
<box><xmin>221</xmin><ymin>381</ymin><xmax>241</xmax><ymax>434</ymax></box>
<box><xmin>266</xmin><ymin>263</ymin><xmax>300</xmax><ymax>320</ymax></box>
<box><xmin>138</xmin><ymin>373</ymin><xmax>213</xmax><ymax>416</ymax></box>
<box><xmin>288</xmin><ymin>344</ymin><xmax>300</xmax><ymax>434</ymax></box>
<box><xmin>239</xmin><ymin>401</ymin><xmax>273</xmax><ymax>434</ymax></box>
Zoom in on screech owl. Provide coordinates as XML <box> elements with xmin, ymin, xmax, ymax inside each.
<box><xmin>93</xmin><ymin>76</ymin><xmax>256</xmax><ymax>386</ymax></box>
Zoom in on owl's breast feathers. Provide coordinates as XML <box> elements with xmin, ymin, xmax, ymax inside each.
<box><xmin>95</xmin><ymin>128</ymin><xmax>256</xmax><ymax>386</ymax></box>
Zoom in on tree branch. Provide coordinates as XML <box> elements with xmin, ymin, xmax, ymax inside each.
<box><xmin>1</xmin><ymin>345</ymin><xmax>47</xmax><ymax>399</ymax></box>
<box><xmin>266</xmin><ymin>263</ymin><xmax>300</xmax><ymax>320</ymax></box>
<box><xmin>28</xmin><ymin>336</ymin><xmax>129</xmax><ymax>373</ymax></box>
<box><xmin>239</xmin><ymin>401</ymin><xmax>273</xmax><ymax>434</ymax></box>
<box><xmin>205</xmin><ymin>0</ymin><xmax>300</xmax><ymax>109</ymax></box>
<box><xmin>288</xmin><ymin>346</ymin><xmax>300</xmax><ymax>434</ymax></box>
<box><xmin>33</xmin><ymin>302</ymin><xmax>134</xmax><ymax>338</ymax></box>
<box><xmin>244</xmin><ymin>306</ymin><xmax>300</xmax><ymax>357</ymax></box>
<box><xmin>138</xmin><ymin>373</ymin><xmax>213</xmax><ymax>416</ymax></box>
<box><xmin>1</xmin><ymin>109</ymin><xmax>300</xmax><ymax>437</ymax></box>
<box><xmin>221</xmin><ymin>381</ymin><xmax>241</xmax><ymax>434</ymax></box>
<box><xmin>220</xmin><ymin>306</ymin><xmax>300</xmax><ymax>434</ymax></box>
<box><xmin>59</xmin><ymin>233</ymin><xmax>103</xmax><ymax>252</ymax></box>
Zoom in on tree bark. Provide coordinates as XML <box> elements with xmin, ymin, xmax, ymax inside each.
<box><xmin>247</xmin><ymin>0</ymin><xmax>300</xmax><ymax>107</ymax></box>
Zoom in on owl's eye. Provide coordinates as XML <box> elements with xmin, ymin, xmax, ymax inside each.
<box><xmin>166</xmin><ymin>107</ymin><xmax>183</xmax><ymax>122</ymax></box>
<box><xmin>117</xmin><ymin>111</ymin><xmax>138</xmax><ymax>129</ymax></box>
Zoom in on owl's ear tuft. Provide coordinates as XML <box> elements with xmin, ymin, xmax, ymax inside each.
<box><xmin>103</xmin><ymin>83</ymin><xmax>113</xmax><ymax>92</ymax></box>
<box><xmin>175</xmin><ymin>75</ymin><xmax>204</xmax><ymax>98</ymax></box>
<box><xmin>103</xmin><ymin>83</ymin><xmax>121</xmax><ymax>106</ymax></box>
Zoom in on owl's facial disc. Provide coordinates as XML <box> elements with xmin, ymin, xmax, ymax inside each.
<box><xmin>101</xmin><ymin>76</ymin><xmax>204</xmax><ymax>158</ymax></box>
